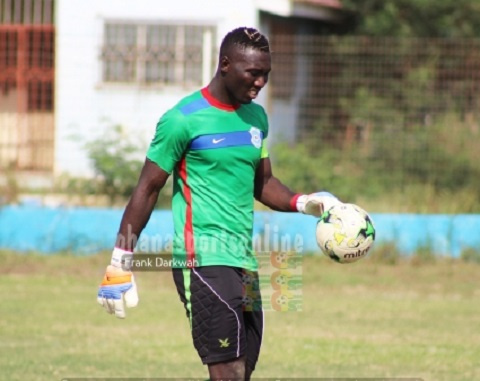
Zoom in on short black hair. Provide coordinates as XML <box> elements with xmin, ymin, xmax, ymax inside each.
<box><xmin>219</xmin><ymin>27</ymin><xmax>270</xmax><ymax>57</ymax></box>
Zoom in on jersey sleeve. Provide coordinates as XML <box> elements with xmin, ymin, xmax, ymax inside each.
<box><xmin>260</xmin><ymin>138</ymin><xmax>269</xmax><ymax>158</ymax></box>
<box><xmin>146</xmin><ymin>110</ymin><xmax>190</xmax><ymax>173</ymax></box>
<box><xmin>260</xmin><ymin>104</ymin><xmax>269</xmax><ymax>140</ymax></box>
<box><xmin>259</xmin><ymin>105</ymin><xmax>269</xmax><ymax>157</ymax></box>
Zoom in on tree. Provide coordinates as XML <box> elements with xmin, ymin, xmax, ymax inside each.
<box><xmin>341</xmin><ymin>0</ymin><xmax>480</xmax><ymax>37</ymax></box>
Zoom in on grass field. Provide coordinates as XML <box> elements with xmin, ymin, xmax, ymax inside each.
<box><xmin>1</xmin><ymin>250</ymin><xmax>479</xmax><ymax>381</ymax></box>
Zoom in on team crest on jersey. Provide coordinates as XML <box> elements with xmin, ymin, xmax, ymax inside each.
<box><xmin>249</xmin><ymin>127</ymin><xmax>262</xmax><ymax>149</ymax></box>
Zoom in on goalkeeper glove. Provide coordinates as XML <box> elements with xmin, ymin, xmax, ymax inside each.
<box><xmin>97</xmin><ymin>248</ymin><xmax>138</xmax><ymax>319</ymax></box>
<box><xmin>295</xmin><ymin>191</ymin><xmax>341</xmax><ymax>217</ymax></box>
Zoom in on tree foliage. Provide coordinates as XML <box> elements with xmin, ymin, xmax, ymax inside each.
<box><xmin>268</xmin><ymin>1</ymin><xmax>480</xmax><ymax>212</ymax></box>
<box><xmin>341</xmin><ymin>0</ymin><xmax>480</xmax><ymax>37</ymax></box>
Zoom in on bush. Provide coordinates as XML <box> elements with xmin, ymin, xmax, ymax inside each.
<box><xmin>83</xmin><ymin>125</ymin><xmax>172</xmax><ymax>208</ymax></box>
<box><xmin>460</xmin><ymin>247</ymin><xmax>480</xmax><ymax>264</ymax></box>
<box><xmin>271</xmin><ymin>107</ymin><xmax>480</xmax><ymax>213</ymax></box>
<box><xmin>0</xmin><ymin>164</ymin><xmax>19</xmax><ymax>205</ymax></box>
<box><xmin>410</xmin><ymin>244</ymin><xmax>437</xmax><ymax>265</ymax></box>
<box><xmin>85</xmin><ymin>125</ymin><xmax>145</xmax><ymax>205</ymax></box>
<box><xmin>367</xmin><ymin>242</ymin><xmax>403</xmax><ymax>265</ymax></box>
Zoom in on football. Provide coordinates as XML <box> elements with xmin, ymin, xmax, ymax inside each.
<box><xmin>316</xmin><ymin>203</ymin><xmax>376</xmax><ymax>263</ymax></box>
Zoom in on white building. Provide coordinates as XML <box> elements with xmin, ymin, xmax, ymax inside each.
<box><xmin>1</xmin><ymin>0</ymin><xmax>346</xmax><ymax>183</ymax></box>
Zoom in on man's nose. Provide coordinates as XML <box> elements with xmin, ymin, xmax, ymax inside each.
<box><xmin>254</xmin><ymin>75</ymin><xmax>268</xmax><ymax>88</ymax></box>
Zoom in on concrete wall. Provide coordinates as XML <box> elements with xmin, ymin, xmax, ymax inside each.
<box><xmin>1</xmin><ymin>205</ymin><xmax>478</xmax><ymax>257</ymax></box>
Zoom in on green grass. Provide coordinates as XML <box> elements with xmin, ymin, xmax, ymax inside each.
<box><xmin>1</xmin><ymin>251</ymin><xmax>479</xmax><ymax>380</ymax></box>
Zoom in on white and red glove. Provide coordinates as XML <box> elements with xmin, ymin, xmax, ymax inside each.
<box><xmin>293</xmin><ymin>191</ymin><xmax>341</xmax><ymax>217</ymax></box>
<box><xmin>97</xmin><ymin>248</ymin><xmax>138</xmax><ymax>319</ymax></box>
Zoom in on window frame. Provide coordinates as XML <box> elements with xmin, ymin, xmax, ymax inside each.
<box><xmin>100</xmin><ymin>20</ymin><xmax>217</xmax><ymax>89</ymax></box>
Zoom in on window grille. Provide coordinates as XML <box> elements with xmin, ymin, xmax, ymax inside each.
<box><xmin>102</xmin><ymin>22</ymin><xmax>216</xmax><ymax>87</ymax></box>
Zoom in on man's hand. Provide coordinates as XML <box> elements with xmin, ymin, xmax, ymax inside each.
<box><xmin>296</xmin><ymin>191</ymin><xmax>341</xmax><ymax>217</ymax></box>
<box><xmin>97</xmin><ymin>248</ymin><xmax>138</xmax><ymax>319</ymax></box>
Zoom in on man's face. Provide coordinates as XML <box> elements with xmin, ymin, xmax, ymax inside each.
<box><xmin>221</xmin><ymin>46</ymin><xmax>271</xmax><ymax>104</ymax></box>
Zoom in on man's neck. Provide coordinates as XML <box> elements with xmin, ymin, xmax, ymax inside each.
<box><xmin>206</xmin><ymin>78</ymin><xmax>237</xmax><ymax>106</ymax></box>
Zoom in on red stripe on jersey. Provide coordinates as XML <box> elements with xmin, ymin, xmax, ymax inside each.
<box><xmin>201</xmin><ymin>87</ymin><xmax>240</xmax><ymax>111</ymax></box>
<box><xmin>178</xmin><ymin>157</ymin><xmax>195</xmax><ymax>267</ymax></box>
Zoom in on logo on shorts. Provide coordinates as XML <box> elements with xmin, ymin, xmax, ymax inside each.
<box><xmin>218</xmin><ymin>338</ymin><xmax>230</xmax><ymax>348</ymax></box>
<box><xmin>249</xmin><ymin>127</ymin><xmax>262</xmax><ymax>149</ymax></box>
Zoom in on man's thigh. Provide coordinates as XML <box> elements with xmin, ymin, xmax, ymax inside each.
<box><xmin>173</xmin><ymin>266</ymin><xmax>263</xmax><ymax>369</ymax></box>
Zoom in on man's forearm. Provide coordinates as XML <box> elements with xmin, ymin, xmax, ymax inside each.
<box><xmin>115</xmin><ymin>186</ymin><xmax>160</xmax><ymax>251</ymax></box>
<box><xmin>256</xmin><ymin>176</ymin><xmax>297</xmax><ymax>212</ymax></box>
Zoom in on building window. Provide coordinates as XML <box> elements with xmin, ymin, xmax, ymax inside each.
<box><xmin>102</xmin><ymin>22</ymin><xmax>216</xmax><ymax>87</ymax></box>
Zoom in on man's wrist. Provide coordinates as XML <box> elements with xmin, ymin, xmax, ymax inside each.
<box><xmin>290</xmin><ymin>193</ymin><xmax>307</xmax><ymax>213</ymax></box>
<box><xmin>111</xmin><ymin>247</ymin><xmax>133</xmax><ymax>268</ymax></box>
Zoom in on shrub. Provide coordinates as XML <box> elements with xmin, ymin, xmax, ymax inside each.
<box><xmin>460</xmin><ymin>247</ymin><xmax>480</xmax><ymax>264</ymax></box>
<box><xmin>85</xmin><ymin>125</ymin><xmax>145</xmax><ymax>205</ymax></box>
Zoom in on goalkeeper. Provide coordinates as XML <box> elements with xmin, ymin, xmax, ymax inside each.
<box><xmin>97</xmin><ymin>26</ymin><xmax>340</xmax><ymax>381</ymax></box>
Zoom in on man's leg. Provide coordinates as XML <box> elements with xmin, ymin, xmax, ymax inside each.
<box><xmin>173</xmin><ymin>267</ymin><xmax>248</xmax><ymax>379</ymax></box>
<box><xmin>243</xmin><ymin>270</ymin><xmax>264</xmax><ymax>380</ymax></box>
<box><xmin>207</xmin><ymin>268</ymin><xmax>263</xmax><ymax>381</ymax></box>
<box><xmin>245</xmin><ymin>360</ymin><xmax>255</xmax><ymax>381</ymax></box>
<box><xmin>208</xmin><ymin>355</ymin><xmax>246</xmax><ymax>380</ymax></box>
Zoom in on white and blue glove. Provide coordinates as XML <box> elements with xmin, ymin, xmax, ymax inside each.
<box><xmin>97</xmin><ymin>248</ymin><xmax>138</xmax><ymax>319</ymax></box>
<box><xmin>296</xmin><ymin>191</ymin><xmax>341</xmax><ymax>217</ymax></box>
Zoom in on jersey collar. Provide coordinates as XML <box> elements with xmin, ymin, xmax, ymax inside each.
<box><xmin>201</xmin><ymin>87</ymin><xmax>240</xmax><ymax>111</ymax></box>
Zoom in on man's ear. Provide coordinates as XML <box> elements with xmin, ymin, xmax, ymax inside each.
<box><xmin>220</xmin><ymin>56</ymin><xmax>230</xmax><ymax>74</ymax></box>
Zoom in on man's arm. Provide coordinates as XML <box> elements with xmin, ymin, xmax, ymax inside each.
<box><xmin>254</xmin><ymin>157</ymin><xmax>341</xmax><ymax>215</ymax></box>
<box><xmin>254</xmin><ymin>157</ymin><xmax>297</xmax><ymax>212</ymax></box>
<box><xmin>115</xmin><ymin>158</ymin><xmax>170</xmax><ymax>251</ymax></box>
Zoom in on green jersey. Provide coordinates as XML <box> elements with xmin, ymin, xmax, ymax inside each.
<box><xmin>147</xmin><ymin>88</ymin><xmax>269</xmax><ymax>271</ymax></box>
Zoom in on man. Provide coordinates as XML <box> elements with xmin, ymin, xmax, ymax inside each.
<box><xmin>97</xmin><ymin>26</ymin><xmax>340</xmax><ymax>380</ymax></box>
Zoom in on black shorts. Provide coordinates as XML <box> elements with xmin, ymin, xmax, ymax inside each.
<box><xmin>172</xmin><ymin>266</ymin><xmax>264</xmax><ymax>370</ymax></box>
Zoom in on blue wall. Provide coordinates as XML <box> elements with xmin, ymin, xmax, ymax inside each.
<box><xmin>0</xmin><ymin>205</ymin><xmax>479</xmax><ymax>256</ymax></box>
